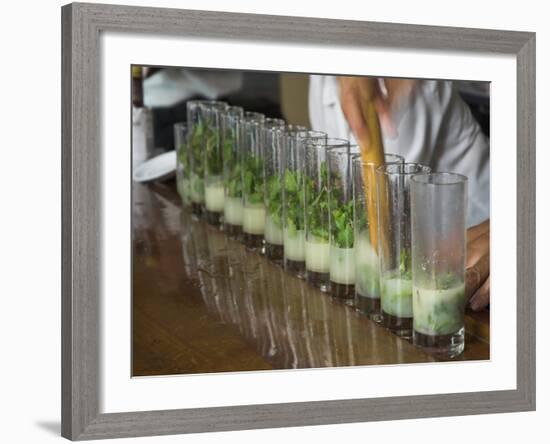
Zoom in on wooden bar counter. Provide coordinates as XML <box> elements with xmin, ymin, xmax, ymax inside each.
<box><xmin>132</xmin><ymin>180</ymin><xmax>490</xmax><ymax>377</ymax></box>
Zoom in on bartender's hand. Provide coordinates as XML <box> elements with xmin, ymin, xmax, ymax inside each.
<box><xmin>465</xmin><ymin>219</ymin><xmax>490</xmax><ymax>311</ymax></box>
<box><xmin>337</xmin><ymin>76</ymin><xmax>417</xmax><ymax>141</ymax></box>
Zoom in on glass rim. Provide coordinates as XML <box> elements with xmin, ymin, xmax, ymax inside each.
<box><xmin>186</xmin><ymin>99</ymin><xmax>221</xmax><ymax>106</ymax></box>
<box><xmin>243</xmin><ymin>115</ymin><xmax>265</xmax><ymax>125</ymax></box>
<box><xmin>284</xmin><ymin>124</ymin><xmax>308</xmax><ymax>133</ymax></box>
<box><xmin>292</xmin><ymin>129</ymin><xmax>327</xmax><ymax>139</ymax></box>
<box><xmin>263</xmin><ymin>117</ymin><xmax>286</xmax><ymax>128</ymax></box>
<box><xmin>353</xmin><ymin>152</ymin><xmax>405</xmax><ymax>166</ymax></box>
<box><xmin>306</xmin><ymin>137</ymin><xmax>349</xmax><ymax>149</ymax></box>
<box><xmin>327</xmin><ymin>146</ymin><xmax>357</xmax><ymax>158</ymax></box>
<box><xmin>199</xmin><ymin>104</ymin><xmax>229</xmax><ymax>114</ymax></box>
<box><xmin>410</xmin><ymin>171</ymin><xmax>468</xmax><ymax>186</ymax></box>
<box><xmin>223</xmin><ymin>105</ymin><xmax>244</xmax><ymax>114</ymax></box>
<box><xmin>266</xmin><ymin>126</ymin><xmax>287</xmax><ymax>137</ymax></box>
<box><xmin>243</xmin><ymin>111</ymin><xmax>265</xmax><ymax>121</ymax></box>
<box><xmin>324</xmin><ymin>137</ymin><xmax>351</xmax><ymax>147</ymax></box>
<box><xmin>376</xmin><ymin>162</ymin><xmax>431</xmax><ymax>176</ymax></box>
<box><xmin>187</xmin><ymin>99</ymin><xmax>227</xmax><ymax>109</ymax></box>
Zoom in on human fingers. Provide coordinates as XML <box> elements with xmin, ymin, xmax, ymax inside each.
<box><xmin>465</xmin><ymin>230</ymin><xmax>490</xmax><ymax>301</ymax></box>
<box><xmin>470</xmin><ymin>277</ymin><xmax>490</xmax><ymax>311</ymax></box>
<box><xmin>465</xmin><ymin>229</ymin><xmax>489</xmax><ymax>269</ymax></box>
<box><xmin>337</xmin><ymin>77</ymin><xmax>371</xmax><ymax>145</ymax></box>
<box><xmin>467</xmin><ymin>219</ymin><xmax>490</xmax><ymax>244</ymax></box>
<box><xmin>465</xmin><ymin>252</ymin><xmax>489</xmax><ymax>302</ymax></box>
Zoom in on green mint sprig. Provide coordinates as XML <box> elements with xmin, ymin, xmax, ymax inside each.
<box><xmin>283</xmin><ymin>170</ymin><xmax>305</xmax><ymax>236</ymax></box>
<box><xmin>305</xmin><ymin>161</ymin><xmax>330</xmax><ymax>242</ymax></box>
<box><xmin>267</xmin><ymin>175</ymin><xmax>283</xmax><ymax>227</ymax></box>
<box><xmin>399</xmin><ymin>249</ymin><xmax>412</xmax><ymax>280</ymax></box>
<box><xmin>204</xmin><ymin>120</ymin><xmax>222</xmax><ymax>176</ymax></box>
<box><xmin>331</xmin><ymin>200</ymin><xmax>354</xmax><ymax>248</ymax></box>
<box><xmin>243</xmin><ymin>156</ymin><xmax>264</xmax><ymax>205</ymax></box>
<box><xmin>190</xmin><ymin>121</ymin><xmax>205</xmax><ymax>178</ymax></box>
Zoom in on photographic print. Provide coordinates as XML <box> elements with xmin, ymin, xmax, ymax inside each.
<box><xmin>62</xmin><ymin>4</ymin><xmax>535</xmax><ymax>439</ymax></box>
<box><xmin>131</xmin><ymin>67</ymin><xmax>490</xmax><ymax>376</ymax></box>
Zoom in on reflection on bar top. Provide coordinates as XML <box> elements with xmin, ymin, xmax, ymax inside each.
<box><xmin>132</xmin><ymin>181</ymin><xmax>489</xmax><ymax>377</ymax></box>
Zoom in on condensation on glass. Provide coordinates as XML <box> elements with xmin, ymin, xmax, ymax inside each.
<box><xmin>376</xmin><ymin>162</ymin><xmax>431</xmax><ymax>338</ymax></box>
<box><xmin>353</xmin><ymin>153</ymin><xmax>404</xmax><ymax>322</ymax></box>
<box><xmin>411</xmin><ymin>172</ymin><xmax>468</xmax><ymax>358</ymax></box>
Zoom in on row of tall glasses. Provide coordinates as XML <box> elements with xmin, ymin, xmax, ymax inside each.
<box><xmin>174</xmin><ymin>100</ymin><xmax>468</xmax><ymax>358</ymax></box>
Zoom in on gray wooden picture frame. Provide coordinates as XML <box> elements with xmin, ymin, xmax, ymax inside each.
<box><xmin>61</xmin><ymin>2</ymin><xmax>536</xmax><ymax>440</ymax></box>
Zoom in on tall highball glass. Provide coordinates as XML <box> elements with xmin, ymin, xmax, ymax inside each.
<box><xmin>202</xmin><ymin>101</ymin><xmax>231</xmax><ymax>227</ymax></box>
<box><xmin>304</xmin><ymin>138</ymin><xmax>350</xmax><ymax>292</ymax></box>
<box><xmin>327</xmin><ymin>146</ymin><xmax>356</xmax><ymax>303</ymax></box>
<box><xmin>283</xmin><ymin>130</ymin><xmax>327</xmax><ymax>278</ymax></box>
<box><xmin>411</xmin><ymin>172</ymin><xmax>468</xmax><ymax>358</ymax></box>
<box><xmin>174</xmin><ymin>122</ymin><xmax>191</xmax><ymax>207</ymax></box>
<box><xmin>376</xmin><ymin>162</ymin><xmax>431</xmax><ymax>338</ymax></box>
<box><xmin>353</xmin><ymin>153</ymin><xmax>404</xmax><ymax>321</ymax></box>
<box><xmin>240</xmin><ymin>114</ymin><xmax>272</xmax><ymax>250</ymax></box>
<box><xmin>220</xmin><ymin>106</ymin><xmax>245</xmax><ymax>237</ymax></box>
<box><xmin>186</xmin><ymin>100</ymin><xmax>227</xmax><ymax>217</ymax></box>
<box><xmin>264</xmin><ymin>126</ymin><xmax>286</xmax><ymax>263</ymax></box>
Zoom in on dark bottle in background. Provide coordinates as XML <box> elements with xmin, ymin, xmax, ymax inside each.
<box><xmin>132</xmin><ymin>65</ymin><xmax>144</xmax><ymax>108</ymax></box>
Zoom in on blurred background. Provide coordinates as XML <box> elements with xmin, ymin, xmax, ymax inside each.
<box><xmin>133</xmin><ymin>67</ymin><xmax>309</xmax><ymax>155</ymax></box>
<box><xmin>132</xmin><ymin>66</ymin><xmax>490</xmax><ymax>155</ymax></box>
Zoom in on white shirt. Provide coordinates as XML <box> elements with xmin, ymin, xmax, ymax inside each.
<box><xmin>143</xmin><ymin>68</ymin><xmax>243</xmax><ymax>108</ymax></box>
<box><xmin>308</xmin><ymin>75</ymin><xmax>490</xmax><ymax>227</ymax></box>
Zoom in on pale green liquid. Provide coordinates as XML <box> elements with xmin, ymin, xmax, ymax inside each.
<box><xmin>413</xmin><ymin>284</ymin><xmax>465</xmax><ymax>336</ymax></box>
<box><xmin>381</xmin><ymin>275</ymin><xmax>413</xmax><ymax>318</ymax></box>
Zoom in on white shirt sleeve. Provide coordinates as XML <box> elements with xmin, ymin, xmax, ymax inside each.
<box><xmin>144</xmin><ymin>69</ymin><xmax>243</xmax><ymax>107</ymax></box>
